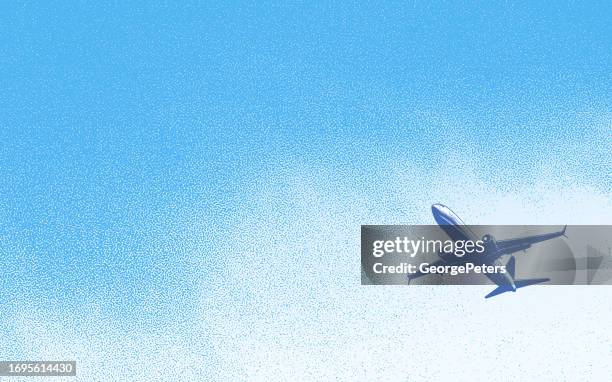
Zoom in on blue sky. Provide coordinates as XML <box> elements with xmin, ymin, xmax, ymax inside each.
<box><xmin>0</xmin><ymin>2</ymin><xmax>611</xmax><ymax>381</ymax></box>
<box><xmin>2</xmin><ymin>2</ymin><xmax>610</xmax><ymax>128</ymax></box>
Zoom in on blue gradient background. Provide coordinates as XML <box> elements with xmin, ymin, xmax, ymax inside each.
<box><xmin>1</xmin><ymin>2</ymin><xmax>611</xmax><ymax>381</ymax></box>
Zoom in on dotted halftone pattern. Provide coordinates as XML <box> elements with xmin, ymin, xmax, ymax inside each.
<box><xmin>0</xmin><ymin>126</ymin><xmax>610</xmax><ymax>381</ymax></box>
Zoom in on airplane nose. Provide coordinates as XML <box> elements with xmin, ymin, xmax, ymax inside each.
<box><xmin>431</xmin><ymin>204</ymin><xmax>445</xmax><ymax>217</ymax></box>
<box><xmin>431</xmin><ymin>204</ymin><xmax>449</xmax><ymax>226</ymax></box>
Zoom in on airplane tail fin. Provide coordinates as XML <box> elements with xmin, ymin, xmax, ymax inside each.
<box><xmin>506</xmin><ymin>256</ymin><xmax>516</xmax><ymax>278</ymax></box>
<box><xmin>485</xmin><ymin>278</ymin><xmax>550</xmax><ymax>299</ymax></box>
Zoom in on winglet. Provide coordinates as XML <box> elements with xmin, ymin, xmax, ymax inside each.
<box><xmin>562</xmin><ymin>225</ymin><xmax>568</xmax><ymax>238</ymax></box>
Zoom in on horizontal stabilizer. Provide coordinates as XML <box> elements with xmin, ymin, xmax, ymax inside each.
<box><xmin>485</xmin><ymin>278</ymin><xmax>550</xmax><ymax>298</ymax></box>
<box><xmin>485</xmin><ymin>285</ymin><xmax>511</xmax><ymax>298</ymax></box>
<box><xmin>514</xmin><ymin>278</ymin><xmax>550</xmax><ymax>288</ymax></box>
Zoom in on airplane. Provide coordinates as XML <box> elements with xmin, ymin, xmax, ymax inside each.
<box><xmin>408</xmin><ymin>204</ymin><xmax>567</xmax><ymax>298</ymax></box>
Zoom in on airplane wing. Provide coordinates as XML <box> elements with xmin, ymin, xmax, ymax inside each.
<box><xmin>495</xmin><ymin>226</ymin><xmax>567</xmax><ymax>256</ymax></box>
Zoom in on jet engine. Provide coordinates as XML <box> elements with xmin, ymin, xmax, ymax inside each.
<box><xmin>482</xmin><ymin>234</ymin><xmax>497</xmax><ymax>252</ymax></box>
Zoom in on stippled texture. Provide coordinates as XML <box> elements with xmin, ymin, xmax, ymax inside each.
<box><xmin>0</xmin><ymin>3</ymin><xmax>611</xmax><ymax>381</ymax></box>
